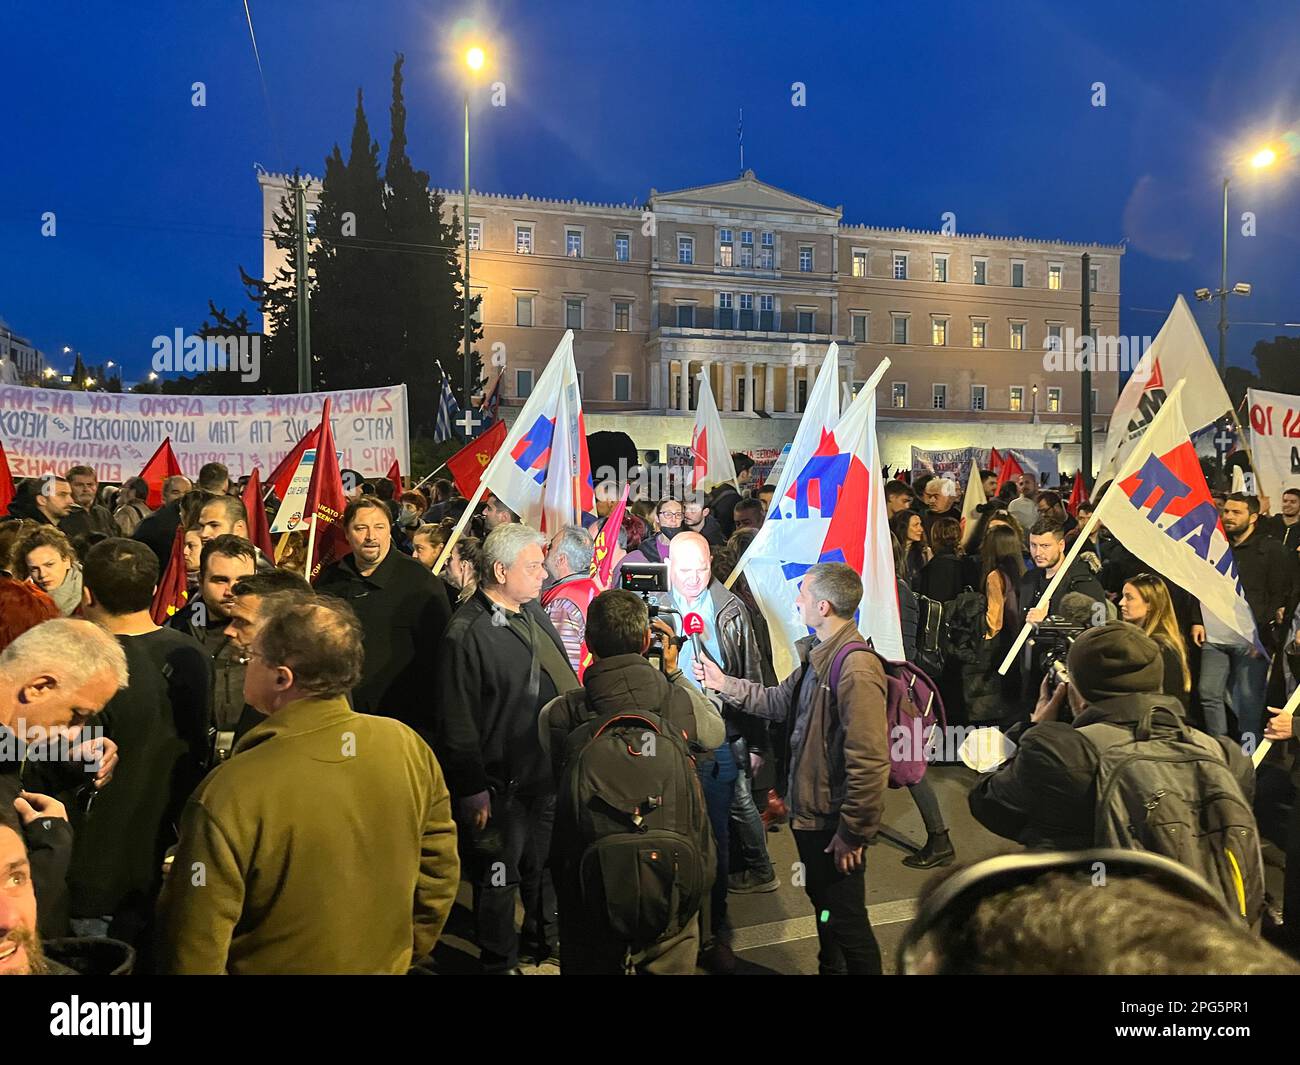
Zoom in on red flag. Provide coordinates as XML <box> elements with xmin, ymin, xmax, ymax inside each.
<box><xmin>150</xmin><ymin>524</ymin><xmax>190</xmax><ymax>624</ymax></box>
<box><xmin>303</xmin><ymin>399</ymin><xmax>348</xmax><ymax>583</ymax></box>
<box><xmin>989</xmin><ymin>447</ymin><xmax>1004</xmax><ymax>474</ymax></box>
<box><xmin>268</xmin><ymin>425</ymin><xmax>321</xmax><ymax>502</ymax></box>
<box><xmin>447</xmin><ymin>419</ymin><xmax>507</xmax><ymax>500</ymax></box>
<box><xmin>995</xmin><ymin>452</ymin><xmax>1025</xmax><ymax>494</ymax></box>
<box><xmin>591</xmin><ymin>484</ymin><xmax>631</xmax><ymax>588</ymax></box>
<box><xmin>138</xmin><ymin>439</ymin><xmax>184</xmax><ymax>508</ymax></box>
<box><xmin>1066</xmin><ymin>470</ymin><xmax>1086</xmax><ymax>517</ymax></box>
<box><xmin>386</xmin><ymin>460</ymin><xmax>403</xmax><ymax>498</ymax></box>
<box><xmin>0</xmin><ymin>439</ymin><xmax>14</xmax><ymax>515</ymax></box>
<box><xmin>241</xmin><ymin>467</ymin><xmax>275</xmax><ymax>559</ymax></box>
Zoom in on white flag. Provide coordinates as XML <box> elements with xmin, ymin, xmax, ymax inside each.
<box><xmin>1094</xmin><ymin>295</ymin><xmax>1232</xmax><ymax>491</ymax></box>
<box><xmin>691</xmin><ymin>371</ymin><xmax>737</xmax><ymax>493</ymax></box>
<box><xmin>1246</xmin><ymin>388</ymin><xmax>1300</xmax><ymax>506</ymax></box>
<box><xmin>959</xmin><ymin>457</ymin><xmax>987</xmax><ymax>547</ymax></box>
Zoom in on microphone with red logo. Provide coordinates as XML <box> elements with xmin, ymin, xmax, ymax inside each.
<box><xmin>683</xmin><ymin>612</ymin><xmax>707</xmax><ymax>683</ymax></box>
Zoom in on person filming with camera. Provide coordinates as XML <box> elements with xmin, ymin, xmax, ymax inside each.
<box><xmin>969</xmin><ymin>621</ymin><xmax>1264</xmax><ymax>925</ymax></box>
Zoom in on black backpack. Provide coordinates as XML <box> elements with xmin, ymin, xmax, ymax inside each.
<box><xmin>915</xmin><ymin>593</ymin><xmax>947</xmax><ymax>676</ymax></box>
<box><xmin>556</xmin><ymin>694</ymin><xmax>715</xmax><ymax>948</ymax></box>
<box><xmin>1077</xmin><ymin>704</ymin><xmax>1265</xmax><ymax>927</ymax></box>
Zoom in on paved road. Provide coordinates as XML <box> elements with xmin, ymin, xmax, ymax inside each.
<box><xmin>432</xmin><ymin>764</ymin><xmax>1023</xmax><ymax>975</ymax></box>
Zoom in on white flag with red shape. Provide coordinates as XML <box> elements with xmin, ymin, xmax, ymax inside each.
<box><xmin>1096</xmin><ymin>379</ymin><xmax>1261</xmax><ymax>652</ymax></box>
<box><xmin>691</xmin><ymin>370</ymin><xmax>737</xmax><ymax>493</ymax></box>
<box><xmin>482</xmin><ymin>331</ymin><xmax>594</xmax><ymax>534</ymax></box>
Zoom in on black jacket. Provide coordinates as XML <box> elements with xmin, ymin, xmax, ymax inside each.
<box><xmin>133</xmin><ymin>499</ymin><xmax>183</xmax><ymax>566</ymax></box>
<box><xmin>708</xmin><ymin>485</ymin><xmax>742</xmax><ymax>539</ymax></box>
<box><xmin>316</xmin><ymin>546</ymin><xmax>452</xmax><ymax>735</ymax></box>
<box><xmin>1198</xmin><ymin>527</ymin><xmax>1294</xmax><ymax>653</ymax></box>
<box><xmin>1018</xmin><ymin>555</ymin><xmax>1105</xmax><ymax>619</ymax></box>
<box><xmin>0</xmin><ymin>738</ymin><xmax>73</xmax><ymax>938</ymax></box>
<box><xmin>168</xmin><ymin>598</ymin><xmax>246</xmax><ymax>732</ymax></box>
<box><xmin>1097</xmin><ymin>532</ymin><xmax>1143</xmax><ymax>595</ymax></box>
<box><xmin>969</xmin><ymin>693</ymin><xmax>1254</xmax><ymax>850</ymax></box>
<box><xmin>4</xmin><ymin>492</ymin><xmax>55</xmax><ymax>525</ymax></box>
<box><xmin>917</xmin><ymin>552</ymin><xmax>966</xmax><ymax>604</ymax></box>
<box><xmin>59</xmin><ymin>504</ymin><xmax>117</xmax><ymax>543</ymax></box>
<box><xmin>42</xmin><ymin>936</ymin><xmax>136</xmax><ymax>975</ymax></box>
<box><xmin>432</xmin><ymin>589</ymin><xmax>575</xmax><ymax>798</ymax></box>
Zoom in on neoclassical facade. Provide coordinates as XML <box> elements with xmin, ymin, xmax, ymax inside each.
<box><xmin>259</xmin><ymin>170</ymin><xmax>1123</xmax><ymax>465</ymax></box>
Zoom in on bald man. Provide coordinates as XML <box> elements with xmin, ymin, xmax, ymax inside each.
<box><xmin>659</xmin><ymin>531</ymin><xmax>770</xmax><ymax>973</ymax></box>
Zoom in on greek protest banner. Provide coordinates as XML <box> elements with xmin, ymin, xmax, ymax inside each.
<box><xmin>0</xmin><ymin>383</ymin><xmax>409</xmax><ymax>483</ymax></box>
<box><xmin>911</xmin><ymin>445</ymin><xmax>982</xmax><ymax>483</ymax></box>
<box><xmin>1247</xmin><ymin>387</ymin><xmax>1300</xmax><ymax>506</ymax></box>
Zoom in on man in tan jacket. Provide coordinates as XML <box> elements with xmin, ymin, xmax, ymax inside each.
<box><xmin>156</xmin><ymin>593</ymin><xmax>459</xmax><ymax>974</ymax></box>
<box><xmin>696</xmin><ymin>562</ymin><xmax>890</xmax><ymax>974</ymax></box>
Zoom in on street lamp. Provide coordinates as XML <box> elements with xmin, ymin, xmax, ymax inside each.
<box><xmin>1201</xmin><ymin>144</ymin><xmax>1280</xmax><ymax>375</ymax></box>
<box><xmin>461</xmin><ymin>44</ymin><xmax>486</xmax><ymax>425</ymax></box>
<box><xmin>1031</xmin><ymin>384</ymin><xmax>1040</xmax><ymax>426</ymax></box>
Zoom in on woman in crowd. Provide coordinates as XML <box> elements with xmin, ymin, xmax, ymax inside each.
<box><xmin>891</xmin><ymin>533</ymin><xmax>957</xmax><ymax>869</ymax></box>
<box><xmin>950</xmin><ymin>523</ymin><xmax>1025</xmax><ymax>725</ymax></box>
<box><xmin>15</xmin><ymin>526</ymin><xmax>84</xmax><ymax>616</ymax></box>
<box><xmin>183</xmin><ymin>527</ymin><xmax>204</xmax><ymax>585</ymax></box>
<box><xmin>918</xmin><ymin>516</ymin><xmax>965</xmax><ymax>604</ymax></box>
<box><xmin>1119</xmin><ymin>573</ymin><xmax>1192</xmax><ymax>708</ymax></box>
<box><xmin>444</xmin><ymin>535</ymin><xmax>481</xmax><ymax>605</ymax></box>
<box><xmin>890</xmin><ymin>509</ymin><xmax>930</xmax><ymax>586</ymax></box>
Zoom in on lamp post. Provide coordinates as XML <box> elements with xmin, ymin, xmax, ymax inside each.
<box><xmin>1198</xmin><ymin>147</ymin><xmax>1277</xmax><ymax>375</ymax></box>
<box><xmin>462</xmin><ymin>45</ymin><xmax>485</xmax><ymax>416</ymax></box>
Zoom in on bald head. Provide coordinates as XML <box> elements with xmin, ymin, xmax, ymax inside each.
<box><xmin>668</xmin><ymin>531</ymin><xmax>712</xmax><ymax>603</ymax></box>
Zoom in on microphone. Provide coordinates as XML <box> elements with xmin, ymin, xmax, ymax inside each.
<box><xmin>683</xmin><ymin>611</ymin><xmax>706</xmax><ymax>675</ymax></box>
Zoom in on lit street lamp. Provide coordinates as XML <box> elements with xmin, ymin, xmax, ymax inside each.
<box><xmin>1198</xmin><ymin>144</ymin><xmax>1280</xmax><ymax>375</ymax></box>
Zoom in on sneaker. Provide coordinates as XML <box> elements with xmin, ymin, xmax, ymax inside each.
<box><xmin>728</xmin><ymin>870</ymin><xmax>780</xmax><ymax>894</ymax></box>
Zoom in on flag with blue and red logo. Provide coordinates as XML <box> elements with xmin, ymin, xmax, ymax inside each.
<box><xmin>1095</xmin><ymin>378</ymin><xmax>1260</xmax><ymax>651</ymax></box>
<box><xmin>479</xmin><ymin>331</ymin><xmax>594</xmax><ymax>534</ymax></box>
<box><xmin>737</xmin><ymin>346</ymin><xmax>904</xmax><ymax>677</ymax></box>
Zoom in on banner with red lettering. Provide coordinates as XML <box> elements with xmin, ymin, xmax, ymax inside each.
<box><xmin>1247</xmin><ymin>388</ymin><xmax>1300</xmax><ymax>507</ymax></box>
<box><xmin>0</xmin><ymin>383</ymin><xmax>409</xmax><ymax>482</ymax></box>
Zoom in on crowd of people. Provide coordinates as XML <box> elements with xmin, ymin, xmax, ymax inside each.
<box><xmin>2</xmin><ymin>449</ymin><xmax>1299</xmax><ymax>976</ymax></box>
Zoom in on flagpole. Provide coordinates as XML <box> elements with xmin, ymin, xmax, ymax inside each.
<box><xmin>998</xmin><ymin>378</ymin><xmax>1188</xmax><ymax>675</ymax></box>
<box><xmin>431</xmin><ymin>412</ymin><xmax>521</xmax><ymax>576</ymax></box>
<box><xmin>725</xmin><ymin>355</ymin><xmax>891</xmax><ymax>591</ymax></box>
<box><xmin>304</xmin><ymin>514</ymin><xmax>319</xmax><ymax>581</ymax></box>
<box><xmin>413</xmin><ymin>463</ymin><xmax>448</xmax><ymax>492</ymax></box>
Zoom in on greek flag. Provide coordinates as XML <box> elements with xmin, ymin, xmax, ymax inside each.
<box><xmin>434</xmin><ymin>370</ymin><xmax>460</xmax><ymax>443</ymax></box>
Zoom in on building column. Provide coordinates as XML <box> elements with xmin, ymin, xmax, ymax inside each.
<box><xmin>659</xmin><ymin>361</ymin><xmax>670</xmax><ymax>412</ymax></box>
<box><xmin>764</xmin><ymin>361</ymin><xmax>775</xmax><ymax>413</ymax></box>
<box><xmin>722</xmin><ymin>361</ymin><xmax>734</xmax><ymax>413</ymax></box>
<box><xmin>745</xmin><ymin>362</ymin><xmax>755</xmax><ymax>414</ymax></box>
<box><xmin>807</xmin><ymin>358</ymin><xmax>818</xmax><ymax>402</ymax></box>
<box><xmin>679</xmin><ymin>358</ymin><xmax>691</xmax><ymax>413</ymax></box>
<box><xmin>786</xmin><ymin>360</ymin><xmax>796</xmax><ymax>412</ymax></box>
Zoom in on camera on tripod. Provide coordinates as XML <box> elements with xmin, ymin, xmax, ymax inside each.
<box><xmin>1030</xmin><ymin>618</ymin><xmax>1087</xmax><ymax>693</ymax></box>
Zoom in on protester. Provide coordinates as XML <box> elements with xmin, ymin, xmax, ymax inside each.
<box><xmin>182</xmin><ymin>528</ymin><xmax>203</xmax><ymax>583</ymax></box>
<box><xmin>885</xmin><ymin>479</ymin><xmax>915</xmax><ymax>519</ymax></box>
<box><xmin>222</xmin><ymin>570</ymin><xmax>315</xmax><ymax>653</ymax></box>
<box><xmin>709</xmin><ymin>453</ymin><xmax>753</xmax><ymax>538</ymax></box>
<box><xmin>755</xmin><ymin>483</ymin><xmax>776</xmax><ymax>514</ymax></box>
<box><xmin>0</xmin><ymin>577</ymin><xmax>59</xmax><ymax>652</ymax></box>
<box><xmin>539</xmin><ymin>589</ymin><xmax>724</xmax><ymax>974</ymax></box>
<box><xmin>432</xmin><ymin>523</ymin><xmax>578</xmax><ymax>973</ymax></box>
<box><xmin>1119</xmin><ymin>574</ymin><xmax>1192</xmax><ymax>707</ymax></box>
<box><xmin>1008</xmin><ymin>473</ymin><xmax>1039</xmax><ymax>532</ymax></box>
<box><xmin>920</xmin><ymin>476</ymin><xmax>959</xmax><ymax>536</ymax></box>
<box><xmin>696</xmin><ymin>562</ymin><xmax>890</xmax><ymax>974</ymax></box>
<box><xmin>75</xmin><ymin>538</ymin><xmax>211</xmax><ymax>949</ymax></box>
<box><xmin>7</xmin><ymin>475</ymin><xmax>75</xmax><ymax>526</ymax></box>
<box><xmin>411</xmin><ymin>522</ymin><xmax>449</xmax><ymax>569</ymax></box>
<box><xmin>684</xmin><ymin>496</ymin><xmax>725</xmax><ymax>547</ymax></box>
<box><xmin>732</xmin><ymin>497</ymin><xmax>765</xmax><ymax>532</ymax></box>
<box><xmin>132</xmin><ymin>475</ymin><xmax>194</xmax><ymax>565</ymax></box>
<box><xmin>196</xmin><ymin>462</ymin><xmax>231</xmax><ymax>496</ymax></box>
<box><xmin>890</xmin><ymin>509</ymin><xmax>929</xmax><ymax>585</ymax></box>
<box><xmin>1267</xmin><ymin>487</ymin><xmax>1300</xmax><ymax>553</ymax></box>
<box><xmin>480</xmin><ymin>493</ymin><xmax>518</xmax><ymax>532</ymax></box>
<box><xmin>0</xmin><ymin>519</ymin><xmax>39</xmax><ymax>577</ymax></box>
<box><xmin>316</xmin><ymin>497</ymin><xmax>452</xmax><ymax>735</ymax></box>
<box><xmin>421</xmin><ymin>479</ymin><xmax>455</xmax><ymax>523</ymax></box>
<box><xmin>622</xmin><ymin>498</ymin><xmax>682</xmax><ymax>565</ymax></box>
<box><xmin>540</xmin><ymin>526</ymin><xmax>599</xmax><ymax>675</ymax></box>
<box><xmin>195</xmin><ymin>494</ymin><xmax>250</xmax><ymax>544</ymax></box>
<box><xmin>917</xmin><ymin>516</ymin><xmax>964</xmax><ymax>605</ymax></box>
<box><xmin>156</xmin><ymin>593</ymin><xmax>459</xmax><ymax>974</ymax></box>
<box><xmin>112</xmin><ymin>476</ymin><xmax>153</xmax><ymax>536</ymax></box>
<box><xmin>980</xmin><ymin>469</ymin><xmax>998</xmax><ymax>499</ymax></box>
<box><xmin>1021</xmin><ymin>519</ymin><xmax>1105</xmax><ymax>624</ymax></box>
<box><xmin>1192</xmin><ymin>493</ymin><xmax>1292</xmax><ymax>743</ymax></box>
<box><xmin>661</xmin><ymin>530</ymin><xmax>770</xmax><ymax>972</ymax></box>
<box><xmin>0</xmin><ymin>619</ymin><xmax>126</xmax><ymax>938</ymax></box>
<box><xmin>443</xmin><ymin>535</ymin><xmax>481</xmax><ymax>605</ymax></box>
<box><xmin>59</xmin><ymin>466</ymin><xmax>117</xmax><ymax>542</ymax></box>
<box><xmin>15</xmin><ymin>526</ymin><xmax>83</xmax><ymax>616</ymax></box>
<box><xmin>969</xmin><ymin>622</ymin><xmax>1261</xmax><ymax>922</ymax></box>
<box><xmin>949</xmin><ymin>524</ymin><xmax>1025</xmax><ymax>724</ymax></box>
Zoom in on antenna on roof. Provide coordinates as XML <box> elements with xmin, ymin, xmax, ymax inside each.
<box><xmin>738</xmin><ymin>107</ymin><xmax>744</xmax><ymax>175</ymax></box>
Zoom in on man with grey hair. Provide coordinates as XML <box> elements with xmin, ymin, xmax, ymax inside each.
<box><xmin>112</xmin><ymin>475</ymin><xmax>154</xmax><ymax>536</ymax></box>
<box><xmin>696</xmin><ymin>561</ymin><xmax>891</xmax><ymax>974</ymax></box>
<box><xmin>541</xmin><ymin>525</ymin><xmax>599</xmax><ymax>675</ymax></box>
<box><xmin>0</xmin><ymin>619</ymin><xmax>127</xmax><ymax>937</ymax></box>
<box><xmin>157</xmin><ymin>593</ymin><xmax>459</xmax><ymax>974</ymax></box>
<box><xmin>433</xmin><ymin>523</ymin><xmax>579</xmax><ymax>973</ymax></box>
<box><xmin>921</xmin><ymin>476</ymin><xmax>959</xmax><ymax>537</ymax></box>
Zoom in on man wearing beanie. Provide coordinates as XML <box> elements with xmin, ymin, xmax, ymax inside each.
<box><xmin>968</xmin><ymin>621</ymin><xmax>1256</xmax><ymax>851</ymax></box>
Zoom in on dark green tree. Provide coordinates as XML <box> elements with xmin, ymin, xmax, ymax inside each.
<box><xmin>1252</xmin><ymin>335</ymin><xmax>1300</xmax><ymax>394</ymax></box>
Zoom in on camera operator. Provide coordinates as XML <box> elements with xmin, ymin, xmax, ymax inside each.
<box><xmin>969</xmin><ymin>622</ymin><xmax>1261</xmax><ymax>914</ymax></box>
<box><xmin>537</xmin><ymin>589</ymin><xmax>725</xmax><ymax>974</ymax></box>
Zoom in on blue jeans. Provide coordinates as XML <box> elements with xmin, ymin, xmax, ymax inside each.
<box><xmin>1198</xmin><ymin>642</ymin><xmax>1270</xmax><ymax>745</ymax></box>
<box><xmin>729</xmin><ymin>738</ymin><xmax>775</xmax><ymax>881</ymax></box>
<box><xmin>697</xmin><ymin>743</ymin><xmax>738</xmax><ymax>944</ymax></box>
